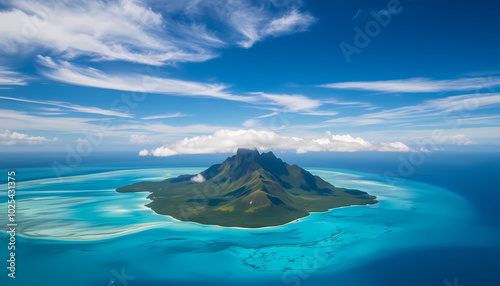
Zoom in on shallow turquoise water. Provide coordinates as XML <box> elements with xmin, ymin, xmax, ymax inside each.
<box><xmin>1</xmin><ymin>167</ymin><xmax>499</xmax><ymax>285</ymax></box>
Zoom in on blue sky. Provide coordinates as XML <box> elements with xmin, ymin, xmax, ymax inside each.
<box><xmin>0</xmin><ymin>0</ymin><xmax>499</xmax><ymax>155</ymax></box>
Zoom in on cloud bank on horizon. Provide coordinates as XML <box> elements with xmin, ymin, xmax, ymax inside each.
<box><xmin>0</xmin><ymin>130</ymin><xmax>57</xmax><ymax>145</ymax></box>
<box><xmin>0</xmin><ymin>0</ymin><xmax>499</xmax><ymax>152</ymax></box>
<box><xmin>139</xmin><ymin>129</ymin><xmax>413</xmax><ymax>157</ymax></box>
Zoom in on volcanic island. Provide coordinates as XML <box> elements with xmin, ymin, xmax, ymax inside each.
<box><xmin>116</xmin><ymin>148</ymin><xmax>377</xmax><ymax>228</ymax></box>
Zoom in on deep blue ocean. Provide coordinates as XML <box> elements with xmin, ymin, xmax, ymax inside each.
<box><xmin>0</xmin><ymin>151</ymin><xmax>499</xmax><ymax>286</ymax></box>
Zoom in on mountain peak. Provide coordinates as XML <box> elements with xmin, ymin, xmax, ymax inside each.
<box><xmin>234</xmin><ymin>148</ymin><xmax>259</xmax><ymax>165</ymax></box>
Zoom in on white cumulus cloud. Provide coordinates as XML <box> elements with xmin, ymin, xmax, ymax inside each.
<box><xmin>139</xmin><ymin>129</ymin><xmax>413</xmax><ymax>156</ymax></box>
<box><xmin>0</xmin><ymin>130</ymin><xmax>57</xmax><ymax>145</ymax></box>
<box><xmin>190</xmin><ymin>174</ymin><xmax>206</xmax><ymax>183</ymax></box>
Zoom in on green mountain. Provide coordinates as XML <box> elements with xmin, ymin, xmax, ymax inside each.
<box><xmin>116</xmin><ymin>148</ymin><xmax>377</xmax><ymax>228</ymax></box>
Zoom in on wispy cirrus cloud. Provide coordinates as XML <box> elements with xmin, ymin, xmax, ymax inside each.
<box><xmin>0</xmin><ymin>67</ymin><xmax>30</xmax><ymax>86</ymax></box>
<box><xmin>0</xmin><ymin>0</ymin><xmax>221</xmax><ymax>65</ymax></box>
<box><xmin>0</xmin><ymin>108</ymin><xmax>100</xmax><ymax>133</ymax></box>
<box><xmin>239</xmin><ymin>92</ymin><xmax>340</xmax><ymax>128</ymax></box>
<box><xmin>255</xmin><ymin>92</ymin><xmax>321</xmax><ymax>112</ymax></box>
<box><xmin>141</xmin><ymin>112</ymin><xmax>189</xmax><ymax>120</ymax></box>
<box><xmin>320</xmin><ymin>77</ymin><xmax>500</xmax><ymax>93</ymax></box>
<box><xmin>323</xmin><ymin>93</ymin><xmax>500</xmax><ymax>127</ymax></box>
<box><xmin>37</xmin><ymin>55</ymin><xmax>254</xmax><ymax>102</ymax></box>
<box><xmin>116</xmin><ymin>123</ymin><xmax>225</xmax><ymax>135</ymax></box>
<box><xmin>129</xmin><ymin>134</ymin><xmax>153</xmax><ymax>144</ymax></box>
<box><xmin>264</xmin><ymin>9</ymin><xmax>315</xmax><ymax>36</ymax></box>
<box><xmin>250</xmin><ymin>92</ymin><xmax>338</xmax><ymax>115</ymax></box>
<box><xmin>242</xmin><ymin>119</ymin><xmax>260</xmax><ymax>128</ymax></box>
<box><xmin>139</xmin><ymin>129</ymin><xmax>413</xmax><ymax>156</ymax></box>
<box><xmin>0</xmin><ymin>0</ymin><xmax>314</xmax><ymax>65</ymax></box>
<box><xmin>0</xmin><ymin>108</ymin><xmax>227</xmax><ymax>141</ymax></box>
<box><xmin>0</xmin><ymin>95</ymin><xmax>132</xmax><ymax>118</ymax></box>
<box><xmin>415</xmin><ymin>134</ymin><xmax>476</xmax><ymax>146</ymax></box>
<box><xmin>231</xmin><ymin>7</ymin><xmax>316</xmax><ymax>48</ymax></box>
<box><xmin>168</xmin><ymin>1</ymin><xmax>316</xmax><ymax>49</ymax></box>
<box><xmin>37</xmin><ymin>57</ymin><xmax>341</xmax><ymax>116</ymax></box>
<box><xmin>351</xmin><ymin>128</ymin><xmax>492</xmax><ymax>146</ymax></box>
